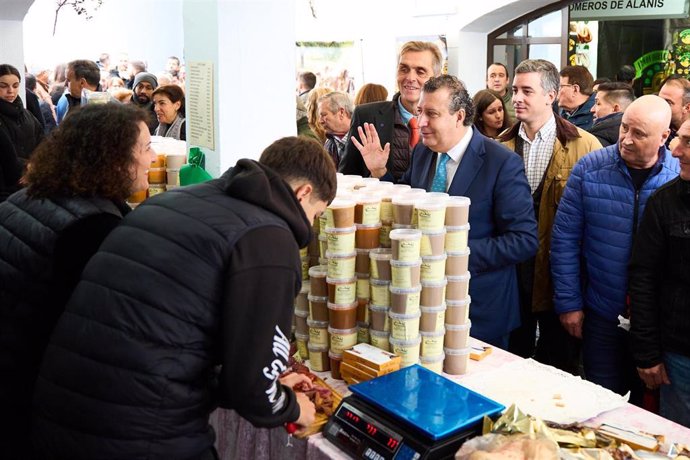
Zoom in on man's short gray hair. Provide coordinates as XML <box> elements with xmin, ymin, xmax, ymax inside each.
<box><xmin>514</xmin><ymin>59</ymin><xmax>560</xmax><ymax>95</ymax></box>
<box><xmin>422</xmin><ymin>75</ymin><xmax>475</xmax><ymax>126</ymax></box>
<box><xmin>317</xmin><ymin>92</ymin><xmax>354</xmax><ymax>118</ymax></box>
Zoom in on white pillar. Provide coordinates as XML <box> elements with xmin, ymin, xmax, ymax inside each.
<box><xmin>0</xmin><ymin>0</ymin><xmax>34</xmax><ymax>107</ymax></box>
<box><xmin>183</xmin><ymin>0</ymin><xmax>297</xmax><ymax>177</ymax></box>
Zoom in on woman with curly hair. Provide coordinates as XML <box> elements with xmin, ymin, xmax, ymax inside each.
<box><xmin>473</xmin><ymin>89</ymin><xmax>512</xmax><ymax>139</ymax></box>
<box><xmin>0</xmin><ymin>103</ymin><xmax>156</xmax><ymax>456</ymax></box>
<box><xmin>306</xmin><ymin>86</ymin><xmax>332</xmax><ymax>143</ymax></box>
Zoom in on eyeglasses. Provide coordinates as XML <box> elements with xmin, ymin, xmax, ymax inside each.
<box><xmin>559</xmin><ymin>84</ymin><xmax>577</xmax><ymax>91</ymax></box>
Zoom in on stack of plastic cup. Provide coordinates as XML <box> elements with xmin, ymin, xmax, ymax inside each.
<box><xmin>388</xmin><ymin>228</ymin><xmax>423</xmax><ymax>367</ymax></box>
<box><xmin>368</xmin><ymin>248</ymin><xmax>392</xmax><ymax>351</ymax></box>
<box><xmin>443</xmin><ymin>196</ymin><xmax>472</xmax><ymax>375</ymax></box>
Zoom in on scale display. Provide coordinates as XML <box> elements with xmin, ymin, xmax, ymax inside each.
<box><xmin>324</xmin><ymin>365</ymin><xmax>505</xmax><ymax>459</ymax></box>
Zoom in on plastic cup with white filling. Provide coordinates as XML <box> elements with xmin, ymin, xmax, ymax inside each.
<box><xmin>389</xmin><ymin>310</ymin><xmax>421</xmax><ymax>340</ymax></box>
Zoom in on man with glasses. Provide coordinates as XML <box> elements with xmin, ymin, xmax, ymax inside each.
<box><xmin>558</xmin><ymin>65</ymin><xmax>596</xmax><ymax>130</ymax></box>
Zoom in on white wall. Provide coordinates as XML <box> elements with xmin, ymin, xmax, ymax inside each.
<box><xmin>183</xmin><ymin>0</ymin><xmax>297</xmax><ymax>176</ymax></box>
<box><xmin>22</xmin><ymin>0</ymin><xmax>184</xmax><ymax>74</ymax></box>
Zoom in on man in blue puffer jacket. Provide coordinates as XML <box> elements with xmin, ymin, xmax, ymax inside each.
<box><xmin>551</xmin><ymin>95</ymin><xmax>680</xmax><ymax>405</ymax></box>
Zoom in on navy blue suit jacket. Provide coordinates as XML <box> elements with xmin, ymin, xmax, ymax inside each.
<box><xmin>397</xmin><ymin>130</ymin><xmax>538</xmax><ymax>342</ymax></box>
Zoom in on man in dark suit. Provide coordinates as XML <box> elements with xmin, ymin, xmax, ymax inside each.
<box><xmin>357</xmin><ymin>75</ymin><xmax>538</xmax><ymax>348</ymax></box>
<box><xmin>339</xmin><ymin>41</ymin><xmax>442</xmax><ymax>181</ymax></box>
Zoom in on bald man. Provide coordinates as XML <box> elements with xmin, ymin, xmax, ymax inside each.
<box><xmin>550</xmin><ymin>95</ymin><xmax>680</xmax><ymax>405</ymax></box>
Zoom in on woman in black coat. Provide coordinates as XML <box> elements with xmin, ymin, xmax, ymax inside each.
<box><xmin>0</xmin><ymin>103</ymin><xmax>156</xmax><ymax>457</ymax></box>
<box><xmin>0</xmin><ymin>64</ymin><xmax>43</xmax><ymax>201</ymax></box>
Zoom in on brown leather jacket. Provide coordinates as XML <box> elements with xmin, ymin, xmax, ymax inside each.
<box><xmin>501</xmin><ymin>116</ymin><xmax>602</xmax><ymax>312</ymax></box>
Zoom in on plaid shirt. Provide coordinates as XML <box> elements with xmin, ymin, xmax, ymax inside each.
<box><xmin>519</xmin><ymin>115</ymin><xmax>557</xmax><ymax>193</ymax></box>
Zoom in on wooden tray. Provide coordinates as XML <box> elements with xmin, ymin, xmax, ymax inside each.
<box><xmin>295</xmin><ymin>375</ymin><xmax>343</xmax><ymax>438</ymax></box>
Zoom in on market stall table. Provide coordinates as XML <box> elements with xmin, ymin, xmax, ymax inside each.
<box><xmin>210</xmin><ymin>338</ymin><xmax>690</xmax><ymax>459</ymax></box>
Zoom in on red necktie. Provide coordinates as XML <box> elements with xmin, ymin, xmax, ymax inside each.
<box><xmin>408</xmin><ymin>117</ymin><xmax>420</xmax><ymax>148</ymax></box>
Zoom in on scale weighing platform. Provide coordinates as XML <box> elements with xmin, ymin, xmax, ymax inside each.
<box><xmin>324</xmin><ymin>365</ymin><xmax>505</xmax><ymax>460</ymax></box>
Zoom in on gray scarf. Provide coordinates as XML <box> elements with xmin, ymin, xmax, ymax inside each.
<box><xmin>155</xmin><ymin>114</ymin><xmax>185</xmax><ymax>140</ymax></box>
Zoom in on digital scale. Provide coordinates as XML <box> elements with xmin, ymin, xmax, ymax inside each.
<box><xmin>324</xmin><ymin>365</ymin><xmax>505</xmax><ymax>460</ymax></box>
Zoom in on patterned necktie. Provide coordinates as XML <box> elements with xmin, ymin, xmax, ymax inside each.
<box><xmin>430</xmin><ymin>153</ymin><xmax>450</xmax><ymax>192</ymax></box>
<box><xmin>408</xmin><ymin>117</ymin><xmax>420</xmax><ymax>148</ymax></box>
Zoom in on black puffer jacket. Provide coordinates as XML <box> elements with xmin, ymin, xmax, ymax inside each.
<box><xmin>629</xmin><ymin>177</ymin><xmax>690</xmax><ymax>368</ymax></box>
<box><xmin>0</xmin><ymin>189</ymin><xmax>125</xmax><ymax>457</ymax></box>
<box><xmin>588</xmin><ymin>112</ymin><xmax>623</xmax><ymax>147</ymax></box>
<box><xmin>33</xmin><ymin>160</ymin><xmax>311</xmax><ymax>460</ymax></box>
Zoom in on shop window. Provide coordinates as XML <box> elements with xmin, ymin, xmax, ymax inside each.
<box><xmin>528</xmin><ymin>11</ymin><xmax>562</xmax><ymax>38</ymax></box>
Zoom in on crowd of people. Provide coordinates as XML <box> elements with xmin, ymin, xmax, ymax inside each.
<box><xmin>0</xmin><ymin>39</ymin><xmax>688</xmax><ymax>458</ymax></box>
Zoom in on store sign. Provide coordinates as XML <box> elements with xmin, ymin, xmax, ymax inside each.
<box><xmin>570</xmin><ymin>0</ymin><xmax>690</xmax><ymax>21</ymax></box>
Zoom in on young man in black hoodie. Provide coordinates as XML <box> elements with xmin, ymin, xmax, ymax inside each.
<box><xmin>32</xmin><ymin>137</ymin><xmax>337</xmax><ymax>460</ymax></box>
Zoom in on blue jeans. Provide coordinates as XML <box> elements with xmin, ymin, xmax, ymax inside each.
<box><xmin>582</xmin><ymin>310</ymin><xmax>643</xmax><ymax>405</ymax></box>
<box><xmin>661</xmin><ymin>352</ymin><xmax>690</xmax><ymax>428</ymax></box>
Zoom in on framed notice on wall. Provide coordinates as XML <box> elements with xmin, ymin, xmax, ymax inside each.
<box><xmin>187</xmin><ymin>61</ymin><xmax>215</xmax><ymax>150</ymax></box>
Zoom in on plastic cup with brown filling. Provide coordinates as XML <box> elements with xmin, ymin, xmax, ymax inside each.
<box><xmin>446</xmin><ymin>249</ymin><xmax>470</xmax><ymax>278</ymax></box>
<box><xmin>415</xmin><ymin>200</ymin><xmax>447</xmax><ymax>231</ymax></box>
<box><xmin>326</xmin><ymin>198</ymin><xmax>356</xmax><ymax>228</ymax></box>
<box><xmin>329</xmin><ymin>350</ymin><xmax>343</xmax><ymax>380</ymax></box>
<box><xmin>379</xmin><ymin>193</ymin><xmax>395</xmax><ymax>223</ymax></box>
<box><xmin>355</xmin><ymin>249</ymin><xmax>371</xmax><ymax>274</ymax></box>
<box><xmin>420</xmin><ymin>353</ymin><xmax>445</xmax><ymax>374</ymax></box>
<box><xmin>420</xmin><ymin>330</ymin><xmax>445</xmax><ymax>357</ymax></box>
<box><xmin>421</xmin><ymin>254</ymin><xmax>447</xmax><ymax>282</ymax></box>
<box><xmin>148</xmin><ymin>167</ymin><xmax>166</xmax><ymax>184</ymax></box>
<box><xmin>308</xmin><ymin>295</ymin><xmax>329</xmax><ymax>321</ymax></box>
<box><xmin>356</xmin><ymin>297</ymin><xmax>370</xmax><ymax>323</ymax></box>
<box><xmin>389</xmin><ymin>229</ymin><xmax>422</xmax><ymax>262</ymax></box>
<box><xmin>420</xmin><ymin>228</ymin><xmax>447</xmax><ymax>257</ymax></box>
<box><xmin>308</xmin><ymin>265</ymin><xmax>328</xmax><ymax>297</ymax></box>
<box><xmin>420</xmin><ymin>278</ymin><xmax>447</xmax><ymax>307</ymax></box>
<box><xmin>392</xmin><ymin>196</ymin><xmax>416</xmax><ymax>225</ymax></box>
<box><xmin>390</xmin><ymin>259</ymin><xmax>422</xmax><ymax>289</ymax></box>
<box><xmin>369</xmin><ymin>248</ymin><xmax>392</xmax><ymax>281</ymax></box>
<box><xmin>389</xmin><ymin>335</ymin><xmax>421</xmax><ymax>368</ymax></box>
<box><xmin>326</xmin><ymin>226</ymin><xmax>356</xmax><ymax>255</ymax></box>
<box><xmin>326</xmin><ymin>251</ymin><xmax>356</xmax><ymax>279</ymax></box>
<box><xmin>327</xmin><ymin>301</ymin><xmax>358</xmax><ymax>330</ymax></box>
<box><xmin>445</xmin><ymin>224</ymin><xmax>470</xmax><ymax>253</ymax></box>
<box><xmin>308</xmin><ymin>344</ymin><xmax>330</xmax><ymax>372</ymax></box>
<box><xmin>307</xmin><ymin>319</ymin><xmax>330</xmax><ymax>347</ymax></box>
<box><xmin>420</xmin><ymin>305</ymin><xmax>446</xmax><ymax>333</ymax></box>
<box><xmin>368</xmin><ymin>304</ymin><xmax>390</xmax><ymax>332</ymax></box>
<box><xmin>369</xmin><ymin>329</ymin><xmax>390</xmax><ymax>351</ymax></box>
<box><xmin>307</xmin><ymin>234</ymin><xmax>320</xmax><ymax>259</ymax></box>
<box><xmin>294</xmin><ymin>310</ymin><xmax>309</xmax><ymax>335</ymax></box>
<box><xmin>294</xmin><ymin>281</ymin><xmax>310</xmax><ymax>313</ymax></box>
<box><xmin>445</xmin><ymin>297</ymin><xmax>471</xmax><ymax>325</ymax></box>
<box><xmin>318</xmin><ymin>214</ymin><xmax>328</xmax><ymax>237</ymax></box>
<box><xmin>355</xmin><ymin>223</ymin><xmax>382</xmax><ymax>249</ymax></box>
<box><xmin>389</xmin><ymin>310</ymin><xmax>421</xmax><ymax>340</ymax></box>
<box><xmin>389</xmin><ymin>285</ymin><xmax>422</xmax><ymax>314</ymax></box>
<box><xmin>328</xmin><ymin>326</ymin><xmax>358</xmax><ymax>353</ymax></box>
<box><xmin>300</xmin><ymin>256</ymin><xmax>310</xmax><ymax>281</ymax></box>
<box><xmin>354</xmin><ymin>193</ymin><xmax>382</xmax><ymax>225</ymax></box>
<box><xmin>318</xmin><ymin>234</ymin><xmax>328</xmax><ymax>259</ymax></box>
<box><xmin>446</xmin><ymin>273</ymin><xmax>471</xmax><ymax>301</ymax></box>
<box><xmin>443</xmin><ymin>320</ymin><xmax>472</xmax><ymax>349</ymax></box>
<box><xmin>327</xmin><ymin>277</ymin><xmax>357</xmax><ymax>305</ymax></box>
<box><xmin>443</xmin><ymin>347</ymin><xmax>470</xmax><ymax>375</ymax></box>
<box><xmin>294</xmin><ymin>332</ymin><xmax>309</xmax><ymax>361</ymax></box>
<box><xmin>445</xmin><ymin>196</ymin><xmax>471</xmax><ymax>227</ymax></box>
<box><xmin>357</xmin><ymin>322</ymin><xmax>370</xmax><ymax>344</ymax></box>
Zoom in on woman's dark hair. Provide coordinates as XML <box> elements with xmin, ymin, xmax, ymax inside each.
<box><xmin>259</xmin><ymin>136</ymin><xmax>337</xmax><ymax>204</ymax></box>
<box><xmin>472</xmin><ymin>89</ymin><xmax>511</xmax><ymax>137</ymax></box>
<box><xmin>24</xmin><ymin>103</ymin><xmax>150</xmax><ymax>200</ymax></box>
<box><xmin>0</xmin><ymin>64</ymin><xmax>21</xmax><ymax>82</ymax></box>
<box><xmin>152</xmin><ymin>84</ymin><xmax>185</xmax><ymax>114</ymax></box>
